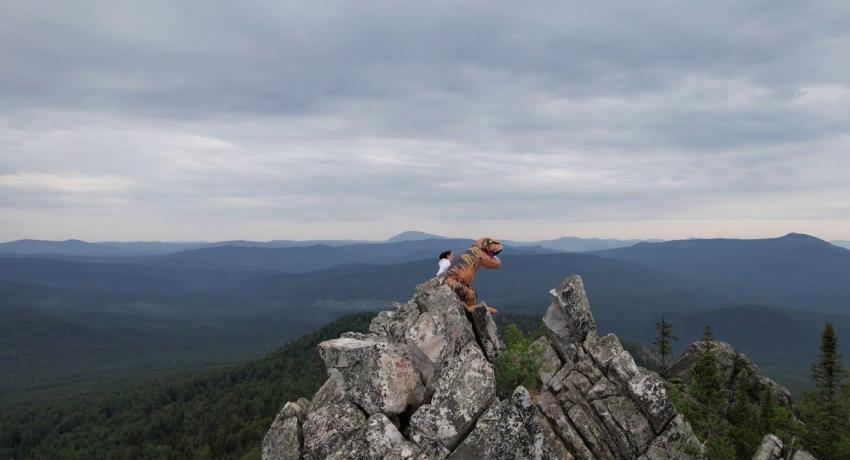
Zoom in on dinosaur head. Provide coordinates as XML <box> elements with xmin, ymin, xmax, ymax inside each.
<box><xmin>475</xmin><ymin>237</ymin><xmax>503</xmax><ymax>260</ymax></box>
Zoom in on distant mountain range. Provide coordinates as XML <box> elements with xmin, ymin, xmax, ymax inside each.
<box><xmin>833</xmin><ymin>239</ymin><xmax>850</xmax><ymax>250</ymax></box>
<box><xmin>4</xmin><ymin>232</ymin><xmax>848</xmax><ymax>258</ymax></box>
<box><xmin>3</xmin><ymin>232</ymin><xmax>850</xmax><ymax>403</ymax></box>
<box><xmin>0</xmin><ymin>231</ymin><xmax>662</xmax><ymax>256</ymax></box>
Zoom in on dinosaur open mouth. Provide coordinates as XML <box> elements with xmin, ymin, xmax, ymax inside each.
<box><xmin>486</xmin><ymin>248</ymin><xmax>502</xmax><ymax>257</ymax></box>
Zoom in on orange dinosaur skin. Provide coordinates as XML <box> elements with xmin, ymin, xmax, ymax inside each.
<box><xmin>444</xmin><ymin>237</ymin><xmax>503</xmax><ymax>313</ymax></box>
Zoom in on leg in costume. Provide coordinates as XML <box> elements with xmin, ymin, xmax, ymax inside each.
<box><xmin>446</xmin><ymin>277</ymin><xmax>477</xmax><ymax>312</ymax></box>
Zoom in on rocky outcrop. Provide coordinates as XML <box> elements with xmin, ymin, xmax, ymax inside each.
<box><xmin>319</xmin><ymin>335</ymin><xmax>425</xmax><ymax>415</ymax></box>
<box><xmin>667</xmin><ymin>340</ymin><xmax>793</xmax><ymax>410</ymax></box>
<box><xmin>263</xmin><ymin>401</ymin><xmax>308</xmax><ymax>460</ymax></box>
<box><xmin>449</xmin><ymin>386</ymin><xmax>549</xmax><ymax>460</ymax></box>
<box><xmin>751</xmin><ymin>433</ymin><xmax>816</xmax><ymax>460</ymax></box>
<box><xmin>263</xmin><ymin>275</ymin><xmax>703</xmax><ymax>459</ymax></box>
<box><xmin>536</xmin><ymin>276</ymin><xmax>704</xmax><ymax>459</ymax></box>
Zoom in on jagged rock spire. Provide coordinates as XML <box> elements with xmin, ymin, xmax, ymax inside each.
<box><xmin>263</xmin><ymin>275</ymin><xmax>705</xmax><ymax>459</ymax></box>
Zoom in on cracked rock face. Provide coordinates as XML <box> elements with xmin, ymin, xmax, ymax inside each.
<box><xmin>327</xmin><ymin>413</ymin><xmax>412</xmax><ymax>460</ymax></box>
<box><xmin>409</xmin><ymin>342</ymin><xmax>495</xmax><ymax>450</ymax></box>
<box><xmin>302</xmin><ymin>401</ymin><xmax>367</xmax><ymax>460</ymax></box>
<box><xmin>449</xmin><ymin>386</ymin><xmax>551</xmax><ymax>460</ymax></box>
<box><xmin>319</xmin><ymin>335</ymin><xmax>425</xmax><ymax>415</ymax></box>
<box><xmin>537</xmin><ymin>275</ymin><xmax>704</xmax><ymax>460</ymax></box>
<box><xmin>264</xmin><ymin>275</ymin><xmax>707</xmax><ymax>459</ymax></box>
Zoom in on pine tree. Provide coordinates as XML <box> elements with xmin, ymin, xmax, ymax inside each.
<box><xmin>761</xmin><ymin>385</ymin><xmax>776</xmax><ymax>434</ymax></box>
<box><xmin>803</xmin><ymin>323</ymin><xmax>847</xmax><ymax>459</ymax></box>
<box><xmin>800</xmin><ymin>323</ymin><xmax>850</xmax><ymax>460</ymax></box>
<box><xmin>702</xmin><ymin>324</ymin><xmax>713</xmax><ymax>343</ymax></box>
<box><xmin>689</xmin><ymin>325</ymin><xmax>730</xmax><ymax>446</ymax></box>
<box><xmin>729</xmin><ymin>370</ymin><xmax>762</xmax><ymax>458</ymax></box>
<box><xmin>654</xmin><ymin>316</ymin><xmax>678</xmax><ymax>371</ymax></box>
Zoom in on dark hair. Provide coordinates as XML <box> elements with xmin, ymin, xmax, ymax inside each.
<box><xmin>439</xmin><ymin>250</ymin><xmax>452</xmax><ymax>260</ymax></box>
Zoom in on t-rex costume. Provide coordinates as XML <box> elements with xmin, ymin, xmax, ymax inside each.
<box><xmin>444</xmin><ymin>237</ymin><xmax>503</xmax><ymax>313</ymax></box>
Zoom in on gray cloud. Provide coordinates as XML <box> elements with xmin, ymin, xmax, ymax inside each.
<box><xmin>1</xmin><ymin>1</ymin><xmax>850</xmax><ymax>241</ymax></box>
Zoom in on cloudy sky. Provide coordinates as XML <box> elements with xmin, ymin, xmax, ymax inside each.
<box><xmin>2</xmin><ymin>1</ymin><xmax>850</xmax><ymax>242</ymax></box>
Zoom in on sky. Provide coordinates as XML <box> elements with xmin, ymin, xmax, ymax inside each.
<box><xmin>2</xmin><ymin>1</ymin><xmax>850</xmax><ymax>242</ymax></box>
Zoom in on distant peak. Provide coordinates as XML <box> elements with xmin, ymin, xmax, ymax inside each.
<box><xmin>385</xmin><ymin>231</ymin><xmax>448</xmax><ymax>242</ymax></box>
<box><xmin>778</xmin><ymin>233</ymin><xmax>825</xmax><ymax>243</ymax></box>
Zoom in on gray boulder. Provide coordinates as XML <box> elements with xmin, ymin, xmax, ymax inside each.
<box><xmin>372</xmin><ymin>300</ymin><xmax>423</xmax><ymax>342</ymax></box>
<box><xmin>750</xmin><ymin>433</ymin><xmax>819</xmax><ymax>460</ymax></box>
<box><xmin>543</xmin><ymin>275</ymin><xmax>597</xmax><ymax>359</ymax></box>
<box><xmin>469</xmin><ymin>303</ymin><xmax>506</xmax><ymax>363</ymax></box>
<box><xmin>301</xmin><ymin>401</ymin><xmax>366</xmax><ymax>459</ymax></box>
<box><xmin>449</xmin><ymin>386</ymin><xmax>551</xmax><ymax>460</ymax></box>
<box><xmin>311</xmin><ymin>377</ymin><xmax>344</xmax><ymax>409</ymax></box>
<box><xmin>319</xmin><ymin>335</ymin><xmax>425</xmax><ymax>415</ymax></box>
<box><xmin>638</xmin><ymin>414</ymin><xmax>703</xmax><ymax>460</ymax></box>
<box><xmin>627</xmin><ymin>371</ymin><xmax>675</xmax><ymax>434</ymax></box>
<box><xmin>327</xmin><ymin>413</ymin><xmax>411</xmax><ymax>460</ymax></box>
<box><xmin>792</xmin><ymin>449</ymin><xmax>817</xmax><ymax>460</ymax></box>
<box><xmin>535</xmin><ymin>338</ymin><xmax>562</xmax><ymax>386</ymax></box>
<box><xmin>262</xmin><ymin>401</ymin><xmax>306</xmax><ymax>460</ymax></box>
<box><xmin>752</xmin><ymin>433</ymin><xmax>784</xmax><ymax>460</ymax></box>
<box><xmin>409</xmin><ymin>342</ymin><xmax>495</xmax><ymax>450</ymax></box>
<box><xmin>405</xmin><ymin>281</ymin><xmax>477</xmax><ymax>390</ymax></box>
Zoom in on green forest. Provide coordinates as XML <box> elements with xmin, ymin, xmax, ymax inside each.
<box><xmin>3</xmin><ymin>311</ymin><xmax>850</xmax><ymax>459</ymax></box>
<box><xmin>0</xmin><ymin>313</ymin><xmax>374</xmax><ymax>460</ymax></box>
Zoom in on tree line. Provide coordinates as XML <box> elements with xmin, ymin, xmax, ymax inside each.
<box><xmin>657</xmin><ymin>318</ymin><xmax>850</xmax><ymax>459</ymax></box>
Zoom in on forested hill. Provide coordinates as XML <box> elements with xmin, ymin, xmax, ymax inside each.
<box><xmin>0</xmin><ymin>313</ymin><xmax>375</xmax><ymax>460</ymax></box>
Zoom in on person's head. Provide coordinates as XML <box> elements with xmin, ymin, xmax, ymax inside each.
<box><xmin>439</xmin><ymin>250</ymin><xmax>453</xmax><ymax>261</ymax></box>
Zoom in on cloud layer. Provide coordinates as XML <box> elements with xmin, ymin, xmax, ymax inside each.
<box><xmin>2</xmin><ymin>1</ymin><xmax>850</xmax><ymax>241</ymax></box>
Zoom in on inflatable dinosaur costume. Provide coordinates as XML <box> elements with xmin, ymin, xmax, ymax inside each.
<box><xmin>445</xmin><ymin>237</ymin><xmax>503</xmax><ymax>314</ymax></box>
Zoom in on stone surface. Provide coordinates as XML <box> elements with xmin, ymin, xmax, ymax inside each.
<box><xmin>536</xmin><ymin>337</ymin><xmax>562</xmax><ymax>386</ymax></box>
<box><xmin>534</xmin><ymin>406</ymin><xmax>573</xmax><ymax>460</ymax></box>
<box><xmin>594</xmin><ymin>396</ymin><xmax>653</xmax><ymax>455</ymax></box>
<box><xmin>319</xmin><ymin>335</ymin><xmax>424</xmax><ymax>415</ymax></box>
<box><xmin>469</xmin><ymin>302</ymin><xmax>505</xmax><ymax>362</ymax></box>
<box><xmin>380</xmin><ymin>300</ymin><xmax>424</xmax><ymax>342</ymax></box>
<box><xmin>536</xmin><ymin>275</ymin><xmax>702</xmax><ymax>460</ymax></box>
<box><xmin>791</xmin><ymin>449</ymin><xmax>817</xmax><ymax>460</ymax></box>
<box><xmin>301</xmin><ymin>402</ymin><xmax>366</xmax><ymax>460</ymax></box>
<box><xmin>543</xmin><ymin>275</ymin><xmax>597</xmax><ymax>359</ymax></box>
<box><xmin>409</xmin><ymin>342</ymin><xmax>495</xmax><ymax>450</ymax></box>
<box><xmin>406</xmin><ymin>282</ymin><xmax>477</xmax><ymax>390</ymax></box>
<box><xmin>449</xmin><ymin>386</ymin><xmax>551</xmax><ymax>460</ymax></box>
<box><xmin>627</xmin><ymin>371</ymin><xmax>675</xmax><ymax>434</ymax></box>
<box><xmin>311</xmin><ymin>377</ymin><xmax>344</xmax><ymax>409</ymax></box>
<box><xmin>748</xmin><ymin>433</ymin><xmax>819</xmax><ymax>460</ymax></box>
<box><xmin>751</xmin><ymin>433</ymin><xmax>784</xmax><ymax>460</ymax></box>
<box><xmin>638</xmin><ymin>414</ymin><xmax>703</xmax><ymax>460</ymax></box>
<box><xmin>264</xmin><ymin>275</ymin><xmax>708</xmax><ymax>460</ymax></box>
<box><xmin>327</xmin><ymin>413</ymin><xmax>410</xmax><ymax>460</ymax></box>
<box><xmin>536</xmin><ymin>388</ymin><xmax>595</xmax><ymax>459</ymax></box>
<box><xmin>262</xmin><ymin>406</ymin><xmax>302</xmax><ymax>460</ymax></box>
<box><xmin>384</xmin><ymin>441</ymin><xmax>422</xmax><ymax>460</ymax></box>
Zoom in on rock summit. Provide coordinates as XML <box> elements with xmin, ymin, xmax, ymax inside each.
<box><xmin>263</xmin><ymin>275</ymin><xmax>704</xmax><ymax>459</ymax></box>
